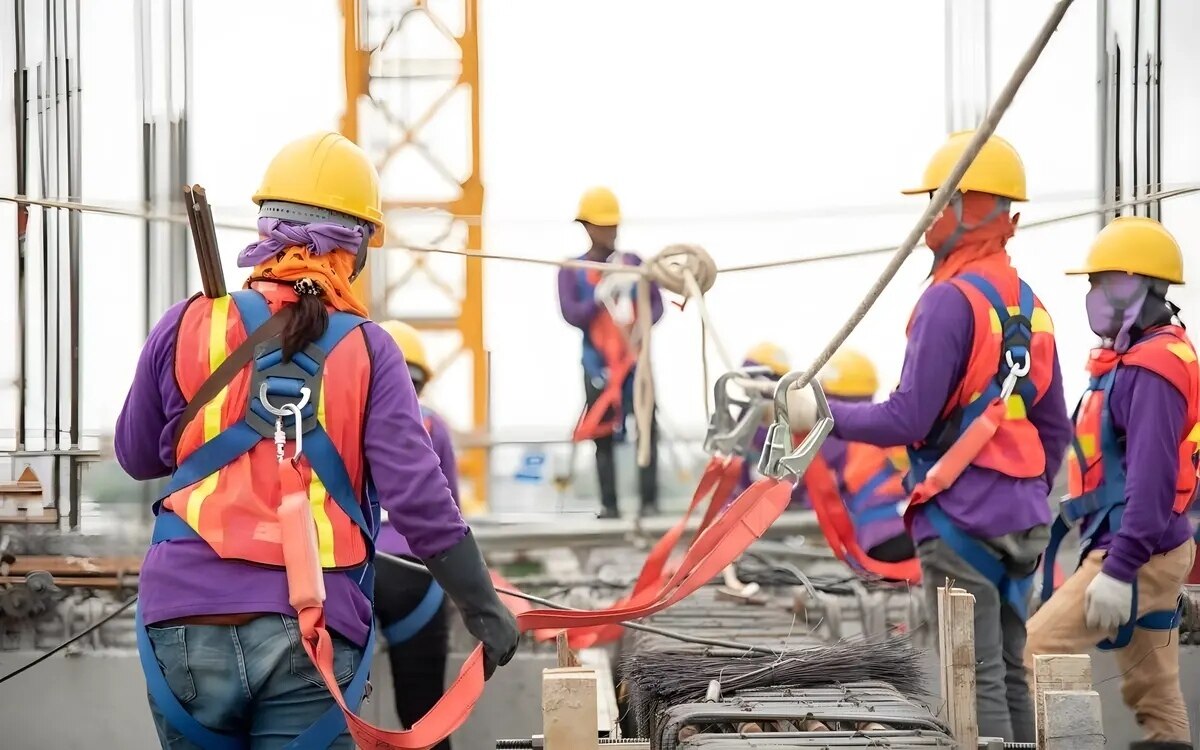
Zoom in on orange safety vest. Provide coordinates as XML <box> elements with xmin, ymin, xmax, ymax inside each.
<box><xmin>906</xmin><ymin>265</ymin><xmax>1056</xmax><ymax>490</ymax></box>
<box><xmin>162</xmin><ymin>288</ymin><xmax>373</xmax><ymax>570</ymax></box>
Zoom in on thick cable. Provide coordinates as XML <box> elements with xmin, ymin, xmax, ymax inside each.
<box><xmin>0</xmin><ymin>595</ymin><xmax>137</xmax><ymax>685</ymax></box>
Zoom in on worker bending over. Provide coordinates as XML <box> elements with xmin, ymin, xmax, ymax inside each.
<box><xmin>116</xmin><ymin>133</ymin><xmax>519</xmax><ymax>749</ymax></box>
<box><xmin>801</xmin><ymin>349</ymin><xmax>915</xmax><ymax>566</ymax></box>
<box><xmin>374</xmin><ymin>321</ymin><xmax>458</xmax><ymax>750</ymax></box>
<box><xmin>557</xmin><ymin>187</ymin><xmax>665</xmax><ymax>519</ymax></box>
<box><xmin>1027</xmin><ymin>217</ymin><xmax>1197</xmax><ymax>750</ymax></box>
<box><xmin>788</xmin><ymin>132</ymin><xmax>1070</xmax><ymax>742</ymax></box>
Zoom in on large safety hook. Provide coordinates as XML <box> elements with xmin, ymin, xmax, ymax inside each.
<box><xmin>704</xmin><ymin>367</ymin><xmax>772</xmax><ymax>458</ymax></box>
<box><xmin>259</xmin><ymin>383</ymin><xmax>311</xmax><ymax>463</ymax></box>
<box><xmin>756</xmin><ymin>372</ymin><xmax>834</xmax><ymax>480</ymax></box>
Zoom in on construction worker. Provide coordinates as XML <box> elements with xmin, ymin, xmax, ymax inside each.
<box><xmin>374</xmin><ymin>320</ymin><xmax>457</xmax><ymax>750</ymax></box>
<box><xmin>785</xmin><ymin>132</ymin><xmax>1071</xmax><ymax>742</ymax></box>
<box><xmin>114</xmin><ymin>132</ymin><xmax>519</xmax><ymax>749</ymax></box>
<box><xmin>736</xmin><ymin>342</ymin><xmax>791</xmax><ymax>494</ymax></box>
<box><xmin>557</xmin><ymin>187</ymin><xmax>665</xmax><ymax>519</ymax></box>
<box><xmin>801</xmin><ymin>349</ymin><xmax>917</xmax><ymax>571</ymax></box>
<box><xmin>1027</xmin><ymin>217</ymin><xmax>1197</xmax><ymax>749</ymax></box>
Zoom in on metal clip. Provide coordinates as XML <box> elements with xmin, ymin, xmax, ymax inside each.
<box><xmin>998</xmin><ymin>349</ymin><xmax>1031</xmax><ymax>401</ymax></box>
<box><xmin>260</xmin><ymin>383</ymin><xmax>311</xmax><ymax>463</ymax></box>
<box><xmin>704</xmin><ymin>367</ymin><xmax>771</xmax><ymax>458</ymax></box>
<box><xmin>757</xmin><ymin>372</ymin><xmax>834</xmax><ymax>479</ymax></box>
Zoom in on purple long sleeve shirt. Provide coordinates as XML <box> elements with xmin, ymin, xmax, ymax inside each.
<box><xmin>556</xmin><ymin>252</ymin><xmax>665</xmax><ymax>332</ymax></box>
<box><xmin>114</xmin><ymin>297</ymin><xmax>468</xmax><ymax>646</ymax></box>
<box><xmin>829</xmin><ymin>281</ymin><xmax>1072</xmax><ymax>546</ymax></box>
<box><xmin>1090</xmin><ymin>362</ymin><xmax>1194</xmax><ymax>582</ymax></box>
<box><xmin>376</xmin><ymin>408</ymin><xmax>460</xmax><ymax>558</ymax></box>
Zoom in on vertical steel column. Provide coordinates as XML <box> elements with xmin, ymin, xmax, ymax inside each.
<box><xmin>64</xmin><ymin>0</ymin><xmax>82</xmax><ymax>528</ymax></box>
<box><xmin>944</xmin><ymin>0</ymin><xmax>992</xmax><ymax>133</ymax></box>
<box><xmin>12</xmin><ymin>0</ymin><xmax>30</xmax><ymax>451</ymax></box>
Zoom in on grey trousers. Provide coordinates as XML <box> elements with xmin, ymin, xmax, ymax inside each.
<box><xmin>918</xmin><ymin>533</ymin><xmax>1044</xmax><ymax>743</ymax></box>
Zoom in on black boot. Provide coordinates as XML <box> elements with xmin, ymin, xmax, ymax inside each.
<box><xmin>597</xmin><ymin>505</ymin><xmax>620</xmax><ymax>520</ymax></box>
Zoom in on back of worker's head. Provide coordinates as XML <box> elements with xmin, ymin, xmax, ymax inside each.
<box><xmin>576</xmin><ymin>187</ymin><xmax>620</xmax><ymax>254</ymax></box>
<box><xmin>904</xmin><ymin>131</ymin><xmax>1026</xmax><ymax>258</ymax></box>
<box><xmin>379</xmin><ymin>320</ymin><xmax>433</xmax><ymax>396</ymax></box>
<box><xmin>1067</xmin><ymin>216</ymin><xmax>1184</xmax><ymax>352</ymax></box>
<box><xmin>240</xmin><ymin>132</ymin><xmax>384</xmax><ymax>361</ymax></box>
<box><xmin>743</xmin><ymin>342</ymin><xmax>790</xmax><ymax>380</ymax></box>
<box><xmin>820</xmin><ymin>349</ymin><xmax>878</xmax><ymax>402</ymax></box>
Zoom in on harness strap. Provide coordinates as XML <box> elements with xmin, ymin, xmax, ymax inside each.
<box><xmin>572</xmin><ymin>353</ymin><xmax>637</xmax><ymax>442</ymax></box>
<box><xmin>382</xmin><ymin>581</ymin><xmax>445</xmax><ymax>645</ymax></box>
<box><xmin>846</xmin><ymin>464</ymin><xmax>896</xmax><ymax>514</ymax></box>
<box><xmin>1097</xmin><ymin>580</ymin><xmax>1182</xmax><ymax>651</ymax></box>
<box><xmin>924</xmin><ymin>504</ymin><xmax>1033</xmax><ymax>619</ymax></box>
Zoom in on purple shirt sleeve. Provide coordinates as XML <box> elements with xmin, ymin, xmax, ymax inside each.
<box><xmin>114</xmin><ymin>300</ymin><xmax>190</xmax><ymax>480</ymax></box>
<box><xmin>426</xmin><ymin>411</ymin><xmax>461</xmax><ymax>508</ymax></box>
<box><xmin>829</xmin><ymin>283</ymin><xmax>969</xmax><ymax>446</ymax></box>
<box><xmin>361</xmin><ymin>323</ymin><xmax>468</xmax><ymax>559</ymax></box>
<box><xmin>1028</xmin><ymin>351</ymin><xmax>1071</xmax><ymax>491</ymax></box>
<box><xmin>558</xmin><ymin>266</ymin><xmax>598</xmax><ymax>330</ymax></box>
<box><xmin>1103</xmin><ymin>365</ymin><xmax>1188</xmax><ymax>582</ymax></box>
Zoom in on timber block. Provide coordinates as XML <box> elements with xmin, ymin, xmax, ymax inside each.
<box><xmin>542</xmin><ymin>666</ymin><xmax>598</xmax><ymax>750</ymax></box>
<box><xmin>1041</xmin><ymin>690</ymin><xmax>1104</xmax><ymax>750</ymax></box>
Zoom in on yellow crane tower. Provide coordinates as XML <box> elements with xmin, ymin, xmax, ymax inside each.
<box><xmin>340</xmin><ymin>0</ymin><xmax>489</xmax><ymax>515</ymax></box>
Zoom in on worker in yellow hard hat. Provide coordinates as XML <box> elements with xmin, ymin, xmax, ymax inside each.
<box><xmin>374</xmin><ymin>321</ymin><xmax>460</xmax><ymax>750</ymax></box>
<box><xmin>1028</xmin><ymin>217</ymin><xmax>1197</xmax><ymax>747</ymax></box>
<box><xmin>116</xmin><ymin>133</ymin><xmax>517</xmax><ymax>748</ymax></box>
<box><xmin>784</xmin><ymin>131</ymin><xmax>1070</xmax><ymax>742</ymax></box>
<box><xmin>558</xmin><ymin>187</ymin><xmax>665</xmax><ymax>519</ymax></box>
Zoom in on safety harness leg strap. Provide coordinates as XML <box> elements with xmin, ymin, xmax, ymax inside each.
<box><xmin>381</xmin><ymin>582</ymin><xmax>445</xmax><ymax>645</ymax></box>
<box><xmin>924</xmin><ymin>504</ymin><xmax>1033</xmax><ymax>619</ymax></box>
<box><xmin>572</xmin><ymin>353</ymin><xmax>637</xmax><ymax>442</ymax></box>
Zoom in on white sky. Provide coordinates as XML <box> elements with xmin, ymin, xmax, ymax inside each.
<box><xmin>2</xmin><ymin>0</ymin><xmax>1198</xmax><ymax>451</ymax></box>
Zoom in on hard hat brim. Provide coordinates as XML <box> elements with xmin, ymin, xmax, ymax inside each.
<box><xmin>575</xmin><ymin>214</ymin><xmax>620</xmax><ymax>227</ymax></box>
<box><xmin>899</xmin><ymin>185</ymin><xmax>1028</xmax><ymax>201</ymax></box>
<box><xmin>1064</xmin><ymin>265</ymin><xmax>1185</xmax><ymax>285</ymax></box>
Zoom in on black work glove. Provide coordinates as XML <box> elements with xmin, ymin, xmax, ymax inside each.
<box><xmin>422</xmin><ymin>531</ymin><xmax>520</xmax><ymax>679</ymax></box>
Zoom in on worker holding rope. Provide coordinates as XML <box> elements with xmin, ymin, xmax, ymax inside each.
<box><xmin>788</xmin><ymin>131</ymin><xmax>1071</xmax><ymax>742</ymax></box>
<box><xmin>114</xmin><ymin>132</ymin><xmax>519</xmax><ymax>749</ymax></box>
<box><xmin>798</xmin><ymin>350</ymin><xmax>918</xmax><ymax>576</ymax></box>
<box><xmin>557</xmin><ymin>187</ymin><xmax>665</xmax><ymax>519</ymax></box>
<box><xmin>374</xmin><ymin>320</ymin><xmax>459</xmax><ymax>750</ymax></box>
<box><xmin>1028</xmin><ymin>217</ymin><xmax>1198</xmax><ymax>750</ymax></box>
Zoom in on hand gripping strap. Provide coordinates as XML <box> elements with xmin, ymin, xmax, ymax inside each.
<box><xmin>296</xmin><ymin>476</ymin><xmax>794</xmax><ymax>750</ymax></box>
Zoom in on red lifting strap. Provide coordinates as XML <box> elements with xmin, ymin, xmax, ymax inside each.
<box><xmin>297</xmin><ymin>475</ymin><xmax>792</xmax><ymax>750</ymax></box>
<box><xmin>571</xmin><ymin>353</ymin><xmax>637</xmax><ymax>442</ymax></box>
<box><xmin>806</xmin><ymin>454</ymin><xmax>921</xmax><ymax>583</ymax></box>
<box><xmin>557</xmin><ymin>454</ymin><xmax>745</xmax><ymax>648</ymax></box>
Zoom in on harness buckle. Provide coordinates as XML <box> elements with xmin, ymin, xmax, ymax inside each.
<box><xmin>999</xmin><ymin>349</ymin><xmax>1031</xmax><ymax>401</ymax></box>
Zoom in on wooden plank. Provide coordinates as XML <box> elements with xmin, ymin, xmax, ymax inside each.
<box><xmin>579</xmin><ymin>648</ymin><xmax>619</xmax><ymax>737</ymax></box>
<box><xmin>556</xmin><ymin>631</ymin><xmax>580</xmax><ymax>668</ymax></box>
<box><xmin>542</xmin><ymin>667</ymin><xmax>598</xmax><ymax>750</ymax></box>
<box><xmin>1033</xmin><ymin>654</ymin><xmax>1093</xmax><ymax>749</ymax></box>
<box><xmin>938</xmin><ymin>585</ymin><xmax>978</xmax><ymax>748</ymax></box>
<box><xmin>6</xmin><ymin>555</ymin><xmax>142</xmax><ymax>576</ymax></box>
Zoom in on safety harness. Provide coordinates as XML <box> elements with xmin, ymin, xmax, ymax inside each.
<box><xmin>1041</xmin><ymin>355</ymin><xmax>1184</xmax><ymax>650</ymax></box>
<box><xmin>140</xmin><ymin>289</ymin><xmax>377</xmax><ymax>750</ymax></box>
<box><xmin>903</xmin><ymin>273</ymin><xmax>1040</xmax><ymax>619</ymax></box>
<box><xmin>572</xmin><ymin>262</ymin><xmax>638</xmax><ymax>443</ymax></box>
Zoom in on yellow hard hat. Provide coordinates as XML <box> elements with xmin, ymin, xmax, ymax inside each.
<box><xmin>1066</xmin><ymin>216</ymin><xmax>1184</xmax><ymax>285</ymax></box>
<box><xmin>379</xmin><ymin>320</ymin><xmax>432</xmax><ymax>380</ymax></box>
<box><xmin>821</xmin><ymin>349</ymin><xmax>878</xmax><ymax>399</ymax></box>
<box><xmin>575</xmin><ymin>187</ymin><xmax>621</xmax><ymax>227</ymax></box>
<box><xmin>253</xmin><ymin>132</ymin><xmax>386</xmax><ymax>248</ymax></box>
<box><xmin>902</xmin><ymin>130</ymin><xmax>1027</xmax><ymax>202</ymax></box>
<box><xmin>744</xmin><ymin>342</ymin><xmax>790</xmax><ymax>378</ymax></box>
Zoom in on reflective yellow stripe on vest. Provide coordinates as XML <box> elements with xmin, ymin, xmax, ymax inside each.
<box><xmin>186</xmin><ymin>296</ymin><xmax>233</xmax><ymax>531</ymax></box>
<box><xmin>308</xmin><ymin>379</ymin><xmax>336</xmax><ymax>567</ymax></box>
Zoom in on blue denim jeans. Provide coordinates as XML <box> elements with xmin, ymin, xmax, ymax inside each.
<box><xmin>146</xmin><ymin>615</ymin><xmax>364</xmax><ymax>749</ymax></box>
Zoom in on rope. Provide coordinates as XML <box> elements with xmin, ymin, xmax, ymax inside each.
<box><xmin>783</xmin><ymin>0</ymin><xmax>1077</xmax><ymax>397</ymax></box>
<box><xmin>0</xmin><ymin>595</ymin><xmax>138</xmax><ymax>684</ymax></box>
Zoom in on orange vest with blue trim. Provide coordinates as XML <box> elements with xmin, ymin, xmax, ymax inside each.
<box><xmin>1067</xmin><ymin>326</ymin><xmax>1200</xmax><ymax>529</ymax></box>
<box><xmin>907</xmin><ymin>266</ymin><xmax>1055</xmax><ymax>487</ymax></box>
<box><xmin>159</xmin><ymin>286</ymin><xmax>375</xmax><ymax>571</ymax></box>
<box><xmin>840</xmin><ymin>444</ymin><xmax>909</xmax><ymax>528</ymax></box>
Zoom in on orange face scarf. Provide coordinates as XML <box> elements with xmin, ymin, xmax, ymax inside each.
<box><xmin>926</xmin><ymin>192</ymin><xmax>1018</xmax><ymax>284</ymax></box>
<box><xmin>249</xmin><ymin>246</ymin><xmax>368</xmax><ymax>317</ymax></box>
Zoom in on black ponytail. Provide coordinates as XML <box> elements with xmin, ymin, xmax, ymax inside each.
<box><xmin>281</xmin><ymin>279</ymin><xmax>329</xmax><ymax>362</ymax></box>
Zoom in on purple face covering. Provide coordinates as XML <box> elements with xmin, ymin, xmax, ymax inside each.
<box><xmin>1085</xmin><ymin>271</ymin><xmax>1150</xmax><ymax>353</ymax></box>
<box><xmin>238</xmin><ymin>217</ymin><xmax>364</xmax><ymax>268</ymax></box>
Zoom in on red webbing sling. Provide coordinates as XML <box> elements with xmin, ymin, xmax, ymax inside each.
<box><xmin>556</xmin><ymin>454</ymin><xmax>745</xmax><ymax>648</ymax></box>
<box><xmin>806</xmin><ymin>453</ymin><xmax>921</xmax><ymax>583</ymax></box>
<box><xmin>295</xmin><ymin>475</ymin><xmax>792</xmax><ymax>750</ymax></box>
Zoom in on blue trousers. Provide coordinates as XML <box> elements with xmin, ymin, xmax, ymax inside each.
<box><xmin>146</xmin><ymin>615</ymin><xmax>364</xmax><ymax>749</ymax></box>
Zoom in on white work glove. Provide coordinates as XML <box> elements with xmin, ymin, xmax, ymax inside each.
<box><xmin>785</xmin><ymin>383</ymin><xmax>818</xmax><ymax>433</ymax></box>
<box><xmin>592</xmin><ymin>270</ymin><xmax>638</xmax><ymax>305</ymax></box>
<box><xmin>1083</xmin><ymin>571</ymin><xmax>1133</xmax><ymax>632</ymax></box>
